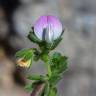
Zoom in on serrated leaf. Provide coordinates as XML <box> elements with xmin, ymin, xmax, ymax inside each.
<box><xmin>52</xmin><ymin>52</ymin><xmax>61</xmax><ymax>60</ymax></box>
<box><xmin>49</xmin><ymin>74</ymin><xmax>61</xmax><ymax>85</ymax></box>
<box><xmin>50</xmin><ymin>52</ymin><xmax>68</xmax><ymax>75</ymax></box>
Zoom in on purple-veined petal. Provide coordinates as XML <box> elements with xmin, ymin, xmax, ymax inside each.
<box><xmin>34</xmin><ymin>16</ymin><xmax>47</xmax><ymax>40</ymax></box>
<box><xmin>47</xmin><ymin>16</ymin><xmax>62</xmax><ymax>40</ymax></box>
<box><xmin>34</xmin><ymin>15</ymin><xmax>63</xmax><ymax>42</ymax></box>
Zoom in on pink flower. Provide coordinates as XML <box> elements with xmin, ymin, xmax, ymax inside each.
<box><xmin>33</xmin><ymin>15</ymin><xmax>63</xmax><ymax>42</ymax></box>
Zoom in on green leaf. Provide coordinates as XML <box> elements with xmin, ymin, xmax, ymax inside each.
<box><xmin>25</xmin><ymin>81</ymin><xmax>42</xmax><ymax>92</ymax></box>
<box><xmin>27</xmin><ymin>75</ymin><xmax>47</xmax><ymax>81</ymax></box>
<box><xmin>48</xmin><ymin>88</ymin><xmax>57</xmax><ymax>96</ymax></box>
<box><xmin>15</xmin><ymin>49</ymin><xmax>29</xmax><ymax>58</ymax></box>
<box><xmin>25</xmin><ymin>52</ymin><xmax>32</xmax><ymax>60</ymax></box>
<box><xmin>51</xmin><ymin>52</ymin><xmax>61</xmax><ymax>60</ymax></box>
<box><xmin>15</xmin><ymin>49</ymin><xmax>34</xmax><ymax>59</ymax></box>
<box><xmin>25</xmin><ymin>83</ymin><xmax>33</xmax><ymax>92</ymax></box>
<box><xmin>50</xmin><ymin>52</ymin><xmax>68</xmax><ymax>76</ymax></box>
<box><xmin>49</xmin><ymin>74</ymin><xmax>61</xmax><ymax>85</ymax></box>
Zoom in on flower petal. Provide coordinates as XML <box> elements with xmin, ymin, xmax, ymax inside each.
<box><xmin>34</xmin><ymin>16</ymin><xmax>47</xmax><ymax>40</ymax></box>
<box><xmin>47</xmin><ymin>15</ymin><xmax>62</xmax><ymax>40</ymax></box>
<box><xmin>34</xmin><ymin>15</ymin><xmax>63</xmax><ymax>42</ymax></box>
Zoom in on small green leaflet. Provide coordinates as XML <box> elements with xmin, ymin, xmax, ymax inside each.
<box><xmin>50</xmin><ymin>52</ymin><xmax>68</xmax><ymax>75</ymax></box>
<box><xmin>25</xmin><ymin>83</ymin><xmax>33</xmax><ymax>92</ymax></box>
<box><xmin>48</xmin><ymin>52</ymin><xmax>68</xmax><ymax>85</ymax></box>
<box><xmin>15</xmin><ymin>49</ymin><xmax>34</xmax><ymax>59</ymax></box>
<box><xmin>28</xmin><ymin>31</ymin><xmax>41</xmax><ymax>44</ymax></box>
<box><xmin>25</xmin><ymin>81</ymin><xmax>41</xmax><ymax>92</ymax></box>
<box><xmin>27</xmin><ymin>75</ymin><xmax>48</xmax><ymax>81</ymax></box>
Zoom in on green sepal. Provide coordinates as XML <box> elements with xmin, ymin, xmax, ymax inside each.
<box><xmin>39</xmin><ymin>37</ymin><xmax>62</xmax><ymax>51</ymax></box>
<box><xmin>28</xmin><ymin>31</ymin><xmax>41</xmax><ymax>44</ymax></box>
<box><xmin>49</xmin><ymin>37</ymin><xmax>62</xmax><ymax>50</ymax></box>
<box><xmin>24</xmin><ymin>51</ymin><xmax>33</xmax><ymax>61</ymax></box>
<box><xmin>16</xmin><ymin>49</ymin><xmax>34</xmax><ymax>60</ymax></box>
<box><xmin>15</xmin><ymin>49</ymin><xmax>29</xmax><ymax>58</ymax></box>
<box><xmin>15</xmin><ymin>48</ymin><xmax>35</xmax><ymax>68</ymax></box>
<box><xmin>46</xmin><ymin>29</ymin><xmax>65</xmax><ymax>50</ymax></box>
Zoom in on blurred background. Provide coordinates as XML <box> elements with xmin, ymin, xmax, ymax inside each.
<box><xmin>0</xmin><ymin>0</ymin><xmax>96</xmax><ymax>96</ymax></box>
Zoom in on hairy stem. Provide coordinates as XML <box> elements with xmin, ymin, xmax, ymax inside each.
<box><xmin>47</xmin><ymin>64</ymin><xmax>52</xmax><ymax>78</ymax></box>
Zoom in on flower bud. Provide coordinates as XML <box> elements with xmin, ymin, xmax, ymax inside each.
<box><xmin>33</xmin><ymin>15</ymin><xmax>63</xmax><ymax>43</ymax></box>
<box><xmin>15</xmin><ymin>49</ymin><xmax>34</xmax><ymax>68</ymax></box>
<box><xmin>17</xmin><ymin>57</ymin><xmax>32</xmax><ymax>68</ymax></box>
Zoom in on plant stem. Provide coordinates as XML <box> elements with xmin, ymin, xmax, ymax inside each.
<box><xmin>41</xmin><ymin>51</ymin><xmax>52</xmax><ymax>78</ymax></box>
<box><xmin>31</xmin><ymin>83</ymin><xmax>45</xmax><ymax>96</ymax></box>
<box><xmin>47</xmin><ymin>64</ymin><xmax>52</xmax><ymax>78</ymax></box>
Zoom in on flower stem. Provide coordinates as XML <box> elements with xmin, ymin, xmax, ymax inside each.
<box><xmin>41</xmin><ymin>50</ymin><xmax>52</xmax><ymax>78</ymax></box>
<box><xmin>47</xmin><ymin>64</ymin><xmax>52</xmax><ymax>78</ymax></box>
